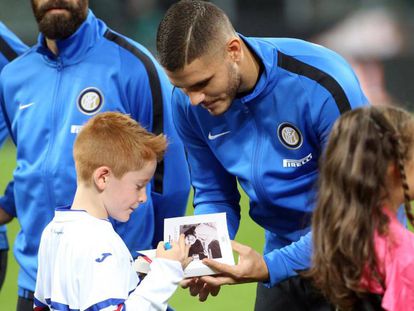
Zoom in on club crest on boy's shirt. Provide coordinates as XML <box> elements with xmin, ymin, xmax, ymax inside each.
<box><xmin>277</xmin><ymin>122</ymin><xmax>303</xmax><ymax>149</ymax></box>
<box><xmin>77</xmin><ymin>87</ymin><xmax>104</xmax><ymax>115</ymax></box>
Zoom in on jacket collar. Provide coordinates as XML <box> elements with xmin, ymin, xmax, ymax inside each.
<box><xmin>237</xmin><ymin>34</ymin><xmax>278</xmax><ymax>104</ymax></box>
<box><xmin>36</xmin><ymin>10</ymin><xmax>106</xmax><ymax>65</ymax></box>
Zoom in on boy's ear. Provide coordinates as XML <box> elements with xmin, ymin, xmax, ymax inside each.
<box><xmin>93</xmin><ymin>166</ymin><xmax>111</xmax><ymax>191</ymax></box>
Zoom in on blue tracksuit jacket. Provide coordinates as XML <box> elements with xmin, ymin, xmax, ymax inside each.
<box><xmin>0</xmin><ymin>22</ymin><xmax>28</xmax><ymax>251</ymax></box>
<box><xmin>0</xmin><ymin>11</ymin><xmax>190</xmax><ymax>293</ymax></box>
<box><xmin>172</xmin><ymin>35</ymin><xmax>368</xmax><ymax>286</ymax></box>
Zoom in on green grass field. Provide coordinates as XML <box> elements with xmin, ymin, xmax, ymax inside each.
<box><xmin>0</xmin><ymin>140</ymin><xmax>264</xmax><ymax>310</ymax></box>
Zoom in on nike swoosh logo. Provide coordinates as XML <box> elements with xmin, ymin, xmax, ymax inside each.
<box><xmin>19</xmin><ymin>102</ymin><xmax>35</xmax><ymax>110</ymax></box>
<box><xmin>95</xmin><ymin>252</ymin><xmax>112</xmax><ymax>263</ymax></box>
<box><xmin>208</xmin><ymin>131</ymin><xmax>231</xmax><ymax>140</ymax></box>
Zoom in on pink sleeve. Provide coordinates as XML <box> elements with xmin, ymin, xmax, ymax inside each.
<box><xmin>382</xmin><ymin>261</ymin><xmax>414</xmax><ymax>311</ymax></box>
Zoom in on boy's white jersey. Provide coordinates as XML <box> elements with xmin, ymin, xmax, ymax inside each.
<box><xmin>34</xmin><ymin>208</ymin><xmax>183</xmax><ymax>311</ymax></box>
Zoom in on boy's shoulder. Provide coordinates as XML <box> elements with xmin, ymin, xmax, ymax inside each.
<box><xmin>42</xmin><ymin>210</ymin><xmax>117</xmax><ymax>248</ymax></box>
<box><xmin>40</xmin><ymin>210</ymin><xmax>130</xmax><ymax>268</ymax></box>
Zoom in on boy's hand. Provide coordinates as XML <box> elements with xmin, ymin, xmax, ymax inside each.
<box><xmin>156</xmin><ymin>234</ymin><xmax>192</xmax><ymax>269</ymax></box>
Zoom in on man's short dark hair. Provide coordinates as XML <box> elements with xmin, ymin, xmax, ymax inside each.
<box><xmin>156</xmin><ymin>0</ymin><xmax>235</xmax><ymax>71</ymax></box>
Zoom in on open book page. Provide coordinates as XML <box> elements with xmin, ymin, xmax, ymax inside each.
<box><xmin>134</xmin><ymin>249</ymin><xmax>156</xmax><ymax>274</ymax></box>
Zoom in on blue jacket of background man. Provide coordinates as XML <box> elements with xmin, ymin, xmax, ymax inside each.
<box><xmin>0</xmin><ymin>21</ymin><xmax>28</xmax><ymax>251</ymax></box>
<box><xmin>172</xmin><ymin>34</ymin><xmax>368</xmax><ymax>287</ymax></box>
<box><xmin>0</xmin><ymin>11</ymin><xmax>190</xmax><ymax>294</ymax></box>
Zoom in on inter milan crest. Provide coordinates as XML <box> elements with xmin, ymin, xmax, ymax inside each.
<box><xmin>77</xmin><ymin>87</ymin><xmax>104</xmax><ymax>115</ymax></box>
<box><xmin>277</xmin><ymin>122</ymin><xmax>303</xmax><ymax>149</ymax></box>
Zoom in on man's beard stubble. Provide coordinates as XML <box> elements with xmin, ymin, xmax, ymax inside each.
<box><xmin>31</xmin><ymin>0</ymin><xmax>88</xmax><ymax>40</ymax></box>
<box><xmin>226</xmin><ymin>61</ymin><xmax>241</xmax><ymax>102</ymax></box>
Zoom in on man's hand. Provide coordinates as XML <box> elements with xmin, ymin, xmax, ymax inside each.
<box><xmin>0</xmin><ymin>206</ymin><xmax>12</xmax><ymax>225</ymax></box>
<box><xmin>180</xmin><ymin>277</ymin><xmax>221</xmax><ymax>302</ymax></box>
<box><xmin>201</xmin><ymin>240</ymin><xmax>269</xmax><ymax>286</ymax></box>
<box><xmin>180</xmin><ymin>240</ymin><xmax>269</xmax><ymax>301</ymax></box>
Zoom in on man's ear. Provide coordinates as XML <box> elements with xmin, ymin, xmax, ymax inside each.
<box><xmin>93</xmin><ymin>166</ymin><xmax>111</xmax><ymax>191</ymax></box>
<box><xmin>226</xmin><ymin>37</ymin><xmax>242</xmax><ymax>62</ymax></box>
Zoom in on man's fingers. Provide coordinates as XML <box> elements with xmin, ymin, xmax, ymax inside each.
<box><xmin>180</xmin><ymin>278</ymin><xmax>195</xmax><ymax>289</ymax></box>
<box><xmin>198</xmin><ymin>283</ymin><xmax>211</xmax><ymax>302</ymax></box>
<box><xmin>189</xmin><ymin>286</ymin><xmax>199</xmax><ymax>297</ymax></box>
<box><xmin>230</xmin><ymin>240</ymin><xmax>249</xmax><ymax>254</ymax></box>
<box><xmin>189</xmin><ymin>278</ymin><xmax>204</xmax><ymax>296</ymax></box>
<box><xmin>200</xmin><ymin>275</ymin><xmax>235</xmax><ymax>286</ymax></box>
<box><xmin>210</xmin><ymin>284</ymin><xmax>221</xmax><ymax>296</ymax></box>
<box><xmin>202</xmin><ymin>258</ymin><xmax>237</xmax><ymax>276</ymax></box>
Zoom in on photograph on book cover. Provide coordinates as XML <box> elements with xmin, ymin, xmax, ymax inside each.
<box><xmin>180</xmin><ymin>222</ymin><xmax>222</xmax><ymax>260</ymax></box>
<box><xmin>164</xmin><ymin>213</ymin><xmax>234</xmax><ymax>277</ymax></box>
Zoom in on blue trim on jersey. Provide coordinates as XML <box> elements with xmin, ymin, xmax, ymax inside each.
<box><xmin>84</xmin><ymin>298</ymin><xmax>124</xmax><ymax>311</ymax></box>
<box><xmin>46</xmin><ymin>298</ymin><xmax>79</xmax><ymax>311</ymax></box>
<box><xmin>37</xmin><ymin>296</ymin><xmax>125</xmax><ymax>310</ymax></box>
<box><xmin>34</xmin><ymin>297</ymin><xmax>49</xmax><ymax>308</ymax></box>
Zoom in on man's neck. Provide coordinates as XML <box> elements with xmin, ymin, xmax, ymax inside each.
<box><xmin>239</xmin><ymin>39</ymin><xmax>261</xmax><ymax>93</ymax></box>
<box><xmin>45</xmin><ymin>37</ymin><xmax>59</xmax><ymax>55</ymax></box>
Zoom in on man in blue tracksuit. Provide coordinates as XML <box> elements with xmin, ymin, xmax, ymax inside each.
<box><xmin>0</xmin><ymin>1</ymin><xmax>189</xmax><ymax>310</ymax></box>
<box><xmin>0</xmin><ymin>21</ymin><xmax>28</xmax><ymax>291</ymax></box>
<box><xmin>156</xmin><ymin>1</ymin><xmax>368</xmax><ymax>309</ymax></box>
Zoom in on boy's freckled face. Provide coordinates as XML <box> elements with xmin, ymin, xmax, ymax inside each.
<box><xmin>103</xmin><ymin>160</ymin><xmax>157</xmax><ymax>222</ymax></box>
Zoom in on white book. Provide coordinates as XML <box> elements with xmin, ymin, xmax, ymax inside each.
<box><xmin>134</xmin><ymin>249</ymin><xmax>156</xmax><ymax>275</ymax></box>
<box><xmin>134</xmin><ymin>213</ymin><xmax>234</xmax><ymax>278</ymax></box>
